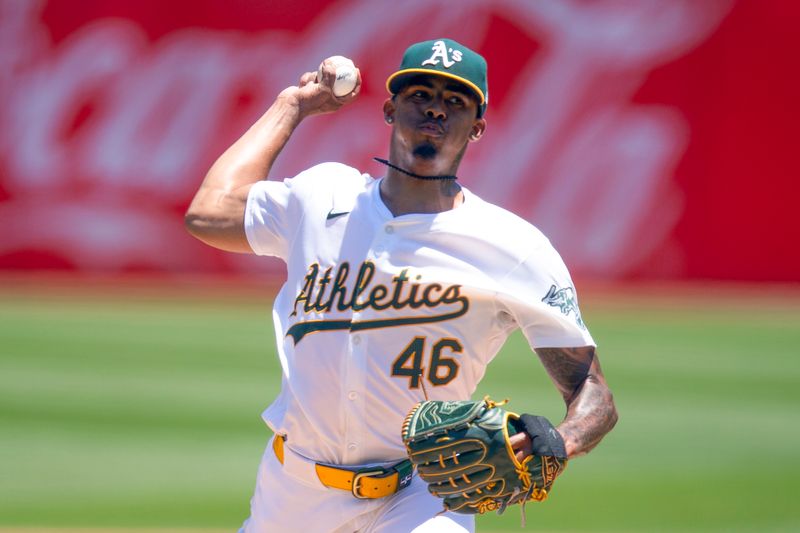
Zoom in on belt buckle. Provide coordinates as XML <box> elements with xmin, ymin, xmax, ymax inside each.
<box><xmin>351</xmin><ymin>469</ymin><xmax>386</xmax><ymax>499</ymax></box>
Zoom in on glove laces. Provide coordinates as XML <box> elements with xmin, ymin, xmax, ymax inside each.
<box><xmin>515</xmin><ymin>456</ymin><xmax>534</xmax><ymax>489</ymax></box>
<box><xmin>482</xmin><ymin>395</ymin><xmax>509</xmax><ymax>409</ymax></box>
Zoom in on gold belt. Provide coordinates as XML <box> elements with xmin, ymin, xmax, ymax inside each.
<box><xmin>272</xmin><ymin>435</ymin><xmax>413</xmax><ymax>499</ymax></box>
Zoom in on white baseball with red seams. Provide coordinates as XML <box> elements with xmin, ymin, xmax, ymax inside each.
<box><xmin>318</xmin><ymin>55</ymin><xmax>358</xmax><ymax>97</ymax></box>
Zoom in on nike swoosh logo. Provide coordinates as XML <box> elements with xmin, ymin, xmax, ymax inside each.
<box><xmin>326</xmin><ymin>210</ymin><xmax>350</xmax><ymax>221</ymax></box>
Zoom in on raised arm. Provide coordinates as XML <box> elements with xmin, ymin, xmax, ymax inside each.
<box><xmin>184</xmin><ymin>60</ymin><xmax>361</xmax><ymax>252</ymax></box>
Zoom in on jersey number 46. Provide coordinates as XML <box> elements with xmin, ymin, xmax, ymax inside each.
<box><xmin>391</xmin><ymin>336</ymin><xmax>462</xmax><ymax>389</ymax></box>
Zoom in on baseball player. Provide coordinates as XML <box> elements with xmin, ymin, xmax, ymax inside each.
<box><xmin>185</xmin><ymin>38</ymin><xmax>617</xmax><ymax>532</ymax></box>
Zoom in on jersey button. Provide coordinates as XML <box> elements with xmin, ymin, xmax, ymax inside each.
<box><xmin>374</xmin><ymin>245</ymin><xmax>385</xmax><ymax>253</ymax></box>
<box><xmin>348</xmin><ymin>391</ymin><xmax>358</xmax><ymax>400</ymax></box>
<box><xmin>348</xmin><ymin>443</ymin><xmax>358</xmax><ymax>451</ymax></box>
<box><xmin>384</xmin><ymin>225</ymin><xmax>394</xmax><ymax>234</ymax></box>
<box><xmin>352</xmin><ymin>336</ymin><xmax>361</xmax><ymax>345</ymax></box>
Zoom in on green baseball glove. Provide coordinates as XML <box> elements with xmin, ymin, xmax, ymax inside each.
<box><xmin>401</xmin><ymin>397</ymin><xmax>567</xmax><ymax>516</ymax></box>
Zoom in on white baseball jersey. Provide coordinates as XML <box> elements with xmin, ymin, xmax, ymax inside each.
<box><xmin>244</xmin><ymin>162</ymin><xmax>594</xmax><ymax>467</ymax></box>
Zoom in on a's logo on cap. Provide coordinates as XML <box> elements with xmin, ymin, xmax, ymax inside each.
<box><xmin>421</xmin><ymin>40</ymin><xmax>462</xmax><ymax>69</ymax></box>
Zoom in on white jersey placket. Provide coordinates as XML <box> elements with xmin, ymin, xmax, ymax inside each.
<box><xmin>341</xmin><ymin>200</ymin><xmax>400</xmax><ymax>463</ymax></box>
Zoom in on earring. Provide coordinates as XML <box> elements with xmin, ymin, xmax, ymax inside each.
<box><xmin>386</xmin><ymin>117</ymin><xmax>393</xmax><ymax>123</ymax></box>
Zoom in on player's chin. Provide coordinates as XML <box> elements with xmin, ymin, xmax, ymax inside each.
<box><xmin>412</xmin><ymin>141</ymin><xmax>438</xmax><ymax>160</ymax></box>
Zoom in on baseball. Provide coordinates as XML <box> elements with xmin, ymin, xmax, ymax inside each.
<box><xmin>318</xmin><ymin>55</ymin><xmax>358</xmax><ymax>97</ymax></box>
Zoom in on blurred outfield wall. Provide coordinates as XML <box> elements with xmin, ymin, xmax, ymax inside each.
<box><xmin>0</xmin><ymin>0</ymin><xmax>797</xmax><ymax>282</ymax></box>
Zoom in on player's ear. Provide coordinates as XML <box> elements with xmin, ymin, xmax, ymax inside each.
<box><xmin>469</xmin><ymin>118</ymin><xmax>486</xmax><ymax>142</ymax></box>
<box><xmin>383</xmin><ymin>99</ymin><xmax>396</xmax><ymax>125</ymax></box>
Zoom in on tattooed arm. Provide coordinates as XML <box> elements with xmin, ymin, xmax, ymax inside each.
<box><xmin>538</xmin><ymin>346</ymin><xmax>617</xmax><ymax>457</ymax></box>
<box><xmin>510</xmin><ymin>346</ymin><xmax>617</xmax><ymax>459</ymax></box>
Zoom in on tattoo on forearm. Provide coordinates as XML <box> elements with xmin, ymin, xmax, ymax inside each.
<box><xmin>558</xmin><ymin>379</ymin><xmax>617</xmax><ymax>456</ymax></box>
<box><xmin>535</xmin><ymin>347</ymin><xmax>595</xmax><ymax>403</ymax></box>
<box><xmin>535</xmin><ymin>347</ymin><xmax>618</xmax><ymax>457</ymax></box>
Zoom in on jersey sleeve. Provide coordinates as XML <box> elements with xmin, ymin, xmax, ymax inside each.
<box><xmin>244</xmin><ymin>162</ymin><xmax>367</xmax><ymax>259</ymax></box>
<box><xmin>244</xmin><ymin>178</ymin><xmax>294</xmax><ymax>259</ymax></box>
<box><xmin>498</xmin><ymin>241</ymin><xmax>595</xmax><ymax>349</ymax></box>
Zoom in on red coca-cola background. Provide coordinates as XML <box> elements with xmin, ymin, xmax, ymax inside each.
<box><xmin>1</xmin><ymin>0</ymin><xmax>797</xmax><ymax>281</ymax></box>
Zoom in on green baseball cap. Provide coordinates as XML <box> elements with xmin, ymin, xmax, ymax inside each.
<box><xmin>386</xmin><ymin>38</ymin><xmax>488</xmax><ymax>117</ymax></box>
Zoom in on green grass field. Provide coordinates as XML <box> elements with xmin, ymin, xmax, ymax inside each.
<box><xmin>1</xmin><ymin>277</ymin><xmax>799</xmax><ymax>532</ymax></box>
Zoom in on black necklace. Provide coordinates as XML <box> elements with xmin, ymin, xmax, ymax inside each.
<box><xmin>373</xmin><ymin>157</ymin><xmax>458</xmax><ymax>181</ymax></box>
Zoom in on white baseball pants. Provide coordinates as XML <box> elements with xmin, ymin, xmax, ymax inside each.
<box><xmin>239</xmin><ymin>435</ymin><xmax>475</xmax><ymax>533</ymax></box>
